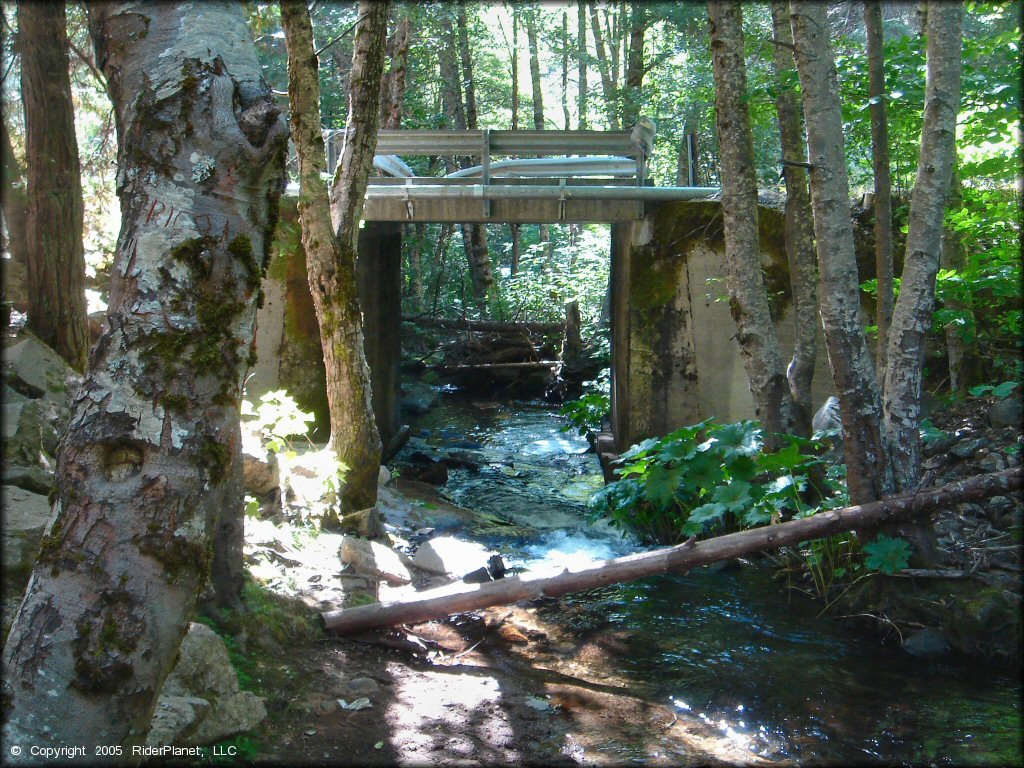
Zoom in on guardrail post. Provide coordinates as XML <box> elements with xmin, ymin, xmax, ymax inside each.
<box><xmin>481</xmin><ymin>128</ymin><xmax>491</xmax><ymax>218</ymax></box>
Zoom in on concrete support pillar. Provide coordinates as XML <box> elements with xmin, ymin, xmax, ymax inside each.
<box><xmin>609</xmin><ymin>212</ymin><xmax>702</xmax><ymax>453</ymax></box>
<box><xmin>356</xmin><ymin>222</ymin><xmax>403</xmax><ymax>450</ymax></box>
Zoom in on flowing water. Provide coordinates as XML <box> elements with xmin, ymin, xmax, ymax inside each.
<box><xmin>398</xmin><ymin>391</ymin><xmax>1022</xmax><ymax>765</ymax></box>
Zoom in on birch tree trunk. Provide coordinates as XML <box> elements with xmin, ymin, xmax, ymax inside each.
<box><xmin>769</xmin><ymin>0</ymin><xmax>817</xmax><ymax>436</ymax></box>
<box><xmin>865</xmin><ymin>0</ymin><xmax>894</xmax><ymax>373</ymax></box>
<box><xmin>789</xmin><ymin>1</ymin><xmax>891</xmax><ymax>505</ymax></box>
<box><xmin>708</xmin><ymin>1</ymin><xmax>796</xmax><ymax>442</ymax></box>
<box><xmin>883</xmin><ymin>2</ymin><xmax>964</xmax><ymax>492</ymax></box>
<box><xmin>18</xmin><ymin>0</ymin><xmax>88</xmax><ymax>372</ymax></box>
<box><xmin>283</xmin><ymin>0</ymin><xmax>386</xmax><ymax>516</ymax></box>
<box><xmin>2</xmin><ymin>1</ymin><xmax>286</xmax><ymax>752</ymax></box>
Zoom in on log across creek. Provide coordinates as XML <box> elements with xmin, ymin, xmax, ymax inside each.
<box><xmin>321</xmin><ymin>468</ymin><xmax>1022</xmax><ymax>635</ymax></box>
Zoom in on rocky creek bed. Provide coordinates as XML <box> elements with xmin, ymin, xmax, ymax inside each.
<box><xmin>3</xmin><ymin>331</ymin><xmax>1022</xmax><ymax>764</ymax></box>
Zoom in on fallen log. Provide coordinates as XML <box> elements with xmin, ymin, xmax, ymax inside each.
<box><xmin>321</xmin><ymin>468</ymin><xmax>1022</xmax><ymax>635</ymax></box>
<box><xmin>403</xmin><ymin>315</ymin><xmax>564</xmax><ymax>335</ymax></box>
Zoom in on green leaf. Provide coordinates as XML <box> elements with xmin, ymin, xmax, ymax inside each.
<box><xmin>863</xmin><ymin>534</ymin><xmax>911</xmax><ymax>575</ymax></box>
<box><xmin>643</xmin><ymin>464</ymin><xmax>684</xmax><ymax>506</ymax></box>
<box><xmin>712</xmin><ymin>481</ymin><xmax>752</xmax><ymax>513</ymax></box>
<box><xmin>757</xmin><ymin>442</ymin><xmax>806</xmax><ymax>473</ymax></box>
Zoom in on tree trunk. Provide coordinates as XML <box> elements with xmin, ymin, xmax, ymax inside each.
<box><xmin>588</xmin><ymin>1</ymin><xmax>620</xmax><ymax>129</ymax></box>
<box><xmin>526</xmin><ymin>7</ymin><xmax>545</xmax><ymax>130</ymax></box>
<box><xmin>509</xmin><ymin>10</ymin><xmax>522</xmax><ymax>275</ymax></box>
<box><xmin>882</xmin><ymin>2</ymin><xmax>964</xmax><ymax>492</ymax></box>
<box><xmin>457</xmin><ymin>1</ymin><xmax>494</xmax><ymax>308</ymax></box>
<box><xmin>2</xmin><ymin>1</ymin><xmax>286</xmax><ymax>751</ymax></box>
<box><xmin>939</xmin><ymin>167</ymin><xmax>981</xmax><ymax>393</ymax></box>
<box><xmin>561</xmin><ymin>11</ymin><xmax>571</xmax><ymax>129</ymax></box>
<box><xmin>708</xmin><ymin>1</ymin><xmax>796</xmax><ymax>442</ymax></box>
<box><xmin>409</xmin><ymin>222</ymin><xmax>426</xmax><ymax>309</ymax></box>
<box><xmin>283</xmin><ymin>0</ymin><xmax>386</xmax><ymax>517</ymax></box>
<box><xmin>865</xmin><ymin>0</ymin><xmax>894</xmax><ymax>373</ymax></box>
<box><xmin>1</xmin><ymin>116</ymin><xmax>29</xmax><ymax>317</ymax></box>
<box><xmin>511</xmin><ymin>6</ymin><xmax>520</xmax><ymax>131</ymax></box>
<box><xmin>380</xmin><ymin>11</ymin><xmax>411</xmax><ymax>130</ymax></box>
<box><xmin>769</xmin><ymin>0</ymin><xmax>817</xmax><ymax>437</ymax></box>
<box><xmin>577</xmin><ymin>1</ymin><xmax>588</xmax><ymax>129</ymax></box>
<box><xmin>525</xmin><ymin>9</ymin><xmax>553</xmax><ymax>262</ymax></box>
<box><xmin>322</xmin><ymin>468</ymin><xmax>1023</xmax><ymax>635</ymax></box>
<box><xmin>789</xmin><ymin>1</ymin><xmax>891</xmax><ymax>505</ymax></box>
<box><xmin>18</xmin><ymin>0</ymin><xmax>88</xmax><ymax>372</ymax></box>
<box><xmin>622</xmin><ymin>2</ymin><xmax>645</xmax><ymax>128</ymax></box>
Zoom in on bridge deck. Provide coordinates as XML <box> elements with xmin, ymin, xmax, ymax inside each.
<box><xmin>290</xmin><ymin>127</ymin><xmax>717</xmax><ymax>223</ymax></box>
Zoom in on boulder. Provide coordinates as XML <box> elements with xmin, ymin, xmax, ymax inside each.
<box><xmin>2</xmin><ymin>332</ymin><xmax>81</xmax><ymax>406</ymax></box>
<box><xmin>811</xmin><ymin>396</ymin><xmax>842</xmax><ymax>434</ymax></box>
<box><xmin>339</xmin><ymin>535</ymin><xmax>414</xmax><ymax>586</ymax></box>
<box><xmin>1</xmin><ymin>485</ymin><xmax>52</xmax><ymax>580</ymax></box>
<box><xmin>242</xmin><ymin>448</ymin><xmax>279</xmax><ymax>497</ymax></box>
<box><xmin>338</xmin><ymin>507</ymin><xmax>386</xmax><ymax>540</ymax></box>
<box><xmin>400</xmin><ymin>380</ymin><xmax>440</xmax><ymax>415</ymax></box>
<box><xmin>413</xmin><ymin>536</ymin><xmax>494</xmax><ymax>577</ymax></box>
<box><xmin>988</xmin><ymin>396</ymin><xmax>1023</xmax><ymax>429</ymax></box>
<box><xmin>147</xmin><ymin>622</ymin><xmax>267</xmax><ymax>747</ymax></box>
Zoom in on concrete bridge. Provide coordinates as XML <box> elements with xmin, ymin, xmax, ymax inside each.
<box><xmin>259</xmin><ymin>129</ymin><xmax>832</xmax><ymax>457</ymax></box>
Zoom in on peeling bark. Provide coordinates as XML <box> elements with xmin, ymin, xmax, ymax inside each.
<box><xmin>283</xmin><ymin>0</ymin><xmax>386</xmax><ymax>516</ymax></box>
<box><xmin>789</xmin><ymin>1</ymin><xmax>891</xmax><ymax>504</ymax></box>
<box><xmin>18</xmin><ymin>0</ymin><xmax>88</xmax><ymax>371</ymax></box>
<box><xmin>708</xmin><ymin>1</ymin><xmax>796</xmax><ymax>443</ymax></box>
<box><xmin>883</xmin><ymin>2</ymin><xmax>964</xmax><ymax>492</ymax></box>
<box><xmin>769</xmin><ymin>0</ymin><xmax>817</xmax><ymax>436</ymax></box>
<box><xmin>1</xmin><ymin>1</ymin><xmax>287</xmax><ymax>751</ymax></box>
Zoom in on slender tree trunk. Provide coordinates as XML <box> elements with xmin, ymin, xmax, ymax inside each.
<box><xmin>769</xmin><ymin>0</ymin><xmax>817</xmax><ymax>437</ymax></box>
<box><xmin>287</xmin><ymin>0</ymin><xmax>387</xmax><ymax>515</ymax></box>
<box><xmin>1</xmin><ymin>1</ymin><xmax>286</xmax><ymax>750</ymax></box>
<box><xmin>865</xmin><ymin>0</ymin><xmax>894</xmax><ymax>373</ymax></box>
<box><xmin>525</xmin><ymin>7</ymin><xmax>553</xmax><ymax>262</ymax></box>
<box><xmin>380</xmin><ymin>11</ymin><xmax>411</xmax><ymax>130</ymax></box>
<box><xmin>526</xmin><ymin>7</ymin><xmax>545</xmax><ymax>130</ymax></box>
<box><xmin>588</xmin><ymin>1</ymin><xmax>620</xmax><ymax>129</ymax></box>
<box><xmin>561</xmin><ymin>10</ymin><xmax>572</xmax><ymax>129</ymax></box>
<box><xmin>409</xmin><ymin>222</ymin><xmax>425</xmax><ymax>309</ymax></box>
<box><xmin>883</xmin><ymin>2</ymin><xmax>964</xmax><ymax>492</ymax></box>
<box><xmin>1</xmin><ymin>116</ymin><xmax>28</xmax><ymax>316</ymax></box>
<box><xmin>577</xmin><ymin>1</ymin><xmax>588</xmax><ymax>129</ymax></box>
<box><xmin>511</xmin><ymin>7</ymin><xmax>520</xmax><ymax>131</ymax></box>
<box><xmin>18</xmin><ymin>0</ymin><xmax>88</xmax><ymax>371</ymax></box>
<box><xmin>457</xmin><ymin>1</ymin><xmax>494</xmax><ymax>308</ymax></box>
<box><xmin>622</xmin><ymin>2</ymin><xmax>645</xmax><ymax>128</ymax></box>
<box><xmin>708</xmin><ymin>1</ymin><xmax>796</xmax><ymax>442</ymax></box>
<box><xmin>509</xmin><ymin>9</ymin><xmax>522</xmax><ymax>275</ymax></box>
<box><xmin>789</xmin><ymin>1</ymin><xmax>891</xmax><ymax>505</ymax></box>
<box><xmin>939</xmin><ymin>167</ymin><xmax>981</xmax><ymax>392</ymax></box>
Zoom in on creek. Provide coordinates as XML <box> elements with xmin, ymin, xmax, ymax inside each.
<box><xmin>395</xmin><ymin>391</ymin><xmax>1022</xmax><ymax>765</ymax></box>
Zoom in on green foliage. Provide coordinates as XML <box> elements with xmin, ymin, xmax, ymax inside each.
<box><xmin>559</xmin><ymin>392</ymin><xmax>611</xmax><ymax>439</ymax></box>
<box><xmin>862</xmin><ymin>534</ymin><xmax>911</xmax><ymax>575</ymax></box>
<box><xmin>589</xmin><ymin>419</ymin><xmax>845</xmax><ymax>545</ymax></box>
<box><xmin>241</xmin><ymin>390</ymin><xmax>315</xmax><ymax>455</ymax></box>
<box><xmin>968</xmin><ymin>381</ymin><xmax>1020</xmax><ymax>399</ymax></box>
